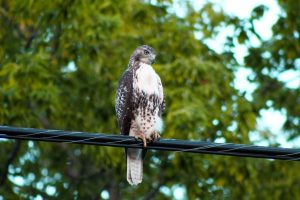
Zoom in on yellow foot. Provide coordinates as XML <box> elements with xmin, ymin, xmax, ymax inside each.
<box><xmin>135</xmin><ymin>133</ymin><xmax>147</xmax><ymax>147</ymax></box>
<box><xmin>150</xmin><ymin>131</ymin><xmax>161</xmax><ymax>142</ymax></box>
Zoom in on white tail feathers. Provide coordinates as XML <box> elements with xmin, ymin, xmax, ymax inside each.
<box><xmin>127</xmin><ymin>148</ymin><xmax>143</xmax><ymax>185</ymax></box>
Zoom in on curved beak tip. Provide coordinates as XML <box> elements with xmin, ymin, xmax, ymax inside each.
<box><xmin>151</xmin><ymin>55</ymin><xmax>156</xmax><ymax>64</ymax></box>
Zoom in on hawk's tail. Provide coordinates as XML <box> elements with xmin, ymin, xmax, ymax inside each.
<box><xmin>127</xmin><ymin>148</ymin><xmax>143</xmax><ymax>185</ymax></box>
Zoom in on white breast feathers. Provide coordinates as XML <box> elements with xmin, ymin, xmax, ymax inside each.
<box><xmin>135</xmin><ymin>63</ymin><xmax>160</xmax><ymax>95</ymax></box>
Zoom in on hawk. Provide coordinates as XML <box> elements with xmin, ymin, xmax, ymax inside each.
<box><xmin>115</xmin><ymin>45</ymin><xmax>165</xmax><ymax>185</ymax></box>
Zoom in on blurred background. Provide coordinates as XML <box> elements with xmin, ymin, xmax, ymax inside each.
<box><xmin>0</xmin><ymin>0</ymin><xmax>299</xmax><ymax>199</ymax></box>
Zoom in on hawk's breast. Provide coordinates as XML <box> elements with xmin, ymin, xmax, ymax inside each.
<box><xmin>135</xmin><ymin>63</ymin><xmax>160</xmax><ymax>95</ymax></box>
<box><xmin>132</xmin><ymin>62</ymin><xmax>164</xmax><ymax>134</ymax></box>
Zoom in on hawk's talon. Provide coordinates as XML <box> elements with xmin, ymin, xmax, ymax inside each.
<box><xmin>133</xmin><ymin>136</ymin><xmax>140</xmax><ymax>141</ymax></box>
<box><xmin>134</xmin><ymin>133</ymin><xmax>147</xmax><ymax>147</ymax></box>
<box><xmin>151</xmin><ymin>131</ymin><xmax>161</xmax><ymax>142</ymax></box>
<box><xmin>142</xmin><ymin>134</ymin><xmax>147</xmax><ymax>147</ymax></box>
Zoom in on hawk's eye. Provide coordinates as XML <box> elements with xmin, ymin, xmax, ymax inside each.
<box><xmin>144</xmin><ymin>50</ymin><xmax>149</xmax><ymax>55</ymax></box>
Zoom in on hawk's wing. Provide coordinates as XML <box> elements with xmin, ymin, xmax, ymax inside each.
<box><xmin>116</xmin><ymin>69</ymin><xmax>134</xmax><ymax>135</ymax></box>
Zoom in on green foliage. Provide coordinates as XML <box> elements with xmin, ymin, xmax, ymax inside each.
<box><xmin>245</xmin><ymin>0</ymin><xmax>300</xmax><ymax>139</ymax></box>
<box><xmin>0</xmin><ymin>0</ymin><xmax>299</xmax><ymax>199</ymax></box>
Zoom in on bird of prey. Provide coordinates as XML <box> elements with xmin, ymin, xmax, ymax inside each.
<box><xmin>115</xmin><ymin>45</ymin><xmax>165</xmax><ymax>185</ymax></box>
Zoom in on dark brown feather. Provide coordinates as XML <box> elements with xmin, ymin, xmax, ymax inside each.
<box><xmin>116</xmin><ymin>69</ymin><xmax>134</xmax><ymax>136</ymax></box>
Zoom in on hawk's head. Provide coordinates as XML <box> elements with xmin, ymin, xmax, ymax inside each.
<box><xmin>130</xmin><ymin>45</ymin><xmax>156</xmax><ymax>65</ymax></box>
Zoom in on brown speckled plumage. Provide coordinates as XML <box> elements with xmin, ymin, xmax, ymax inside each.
<box><xmin>115</xmin><ymin>45</ymin><xmax>165</xmax><ymax>185</ymax></box>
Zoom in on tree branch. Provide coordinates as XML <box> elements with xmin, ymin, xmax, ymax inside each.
<box><xmin>108</xmin><ymin>179</ymin><xmax>121</xmax><ymax>200</ymax></box>
<box><xmin>0</xmin><ymin>140</ymin><xmax>22</xmax><ymax>187</ymax></box>
<box><xmin>143</xmin><ymin>182</ymin><xmax>164</xmax><ymax>200</ymax></box>
<box><xmin>0</xmin><ymin>2</ymin><xmax>38</xmax><ymax>50</ymax></box>
<box><xmin>249</xmin><ymin>19</ymin><xmax>263</xmax><ymax>42</ymax></box>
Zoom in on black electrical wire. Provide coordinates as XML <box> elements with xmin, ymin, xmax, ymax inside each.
<box><xmin>0</xmin><ymin>126</ymin><xmax>300</xmax><ymax>161</ymax></box>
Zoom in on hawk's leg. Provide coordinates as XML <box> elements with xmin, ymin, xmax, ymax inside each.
<box><xmin>134</xmin><ymin>132</ymin><xmax>147</xmax><ymax>147</ymax></box>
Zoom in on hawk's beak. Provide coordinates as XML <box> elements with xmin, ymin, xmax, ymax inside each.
<box><xmin>151</xmin><ymin>55</ymin><xmax>156</xmax><ymax>64</ymax></box>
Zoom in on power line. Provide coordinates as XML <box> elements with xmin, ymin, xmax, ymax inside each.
<box><xmin>0</xmin><ymin>126</ymin><xmax>299</xmax><ymax>161</ymax></box>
